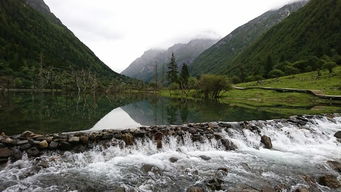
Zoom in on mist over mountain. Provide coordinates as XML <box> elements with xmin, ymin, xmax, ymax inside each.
<box><xmin>121</xmin><ymin>39</ymin><xmax>218</xmax><ymax>82</ymax></box>
<box><xmin>190</xmin><ymin>1</ymin><xmax>308</xmax><ymax>76</ymax></box>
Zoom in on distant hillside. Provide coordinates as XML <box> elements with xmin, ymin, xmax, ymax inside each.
<box><xmin>229</xmin><ymin>0</ymin><xmax>341</xmax><ymax>80</ymax></box>
<box><xmin>121</xmin><ymin>39</ymin><xmax>218</xmax><ymax>82</ymax></box>
<box><xmin>0</xmin><ymin>0</ymin><xmax>128</xmax><ymax>89</ymax></box>
<box><xmin>190</xmin><ymin>1</ymin><xmax>308</xmax><ymax>76</ymax></box>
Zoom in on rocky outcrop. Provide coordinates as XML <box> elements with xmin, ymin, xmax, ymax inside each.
<box><xmin>318</xmin><ymin>175</ymin><xmax>341</xmax><ymax>188</ymax></box>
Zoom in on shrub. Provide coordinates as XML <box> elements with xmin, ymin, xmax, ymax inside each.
<box><xmin>198</xmin><ymin>74</ymin><xmax>231</xmax><ymax>99</ymax></box>
<box><xmin>268</xmin><ymin>69</ymin><xmax>285</xmax><ymax>78</ymax></box>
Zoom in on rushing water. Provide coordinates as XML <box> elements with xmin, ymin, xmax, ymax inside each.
<box><xmin>0</xmin><ymin>93</ymin><xmax>288</xmax><ymax>135</ymax></box>
<box><xmin>0</xmin><ymin>116</ymin><xmax>340</xmax><ymax>192</ymax></box>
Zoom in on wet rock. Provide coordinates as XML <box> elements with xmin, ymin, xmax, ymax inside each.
<box><xmin>206</xmin><ymin>178</ymin><xmax>223</xmax><ymax>190</ymax></box>
<box><xmin>318</xmin><ymin>175</ymin><xmax>340</xmax><ymax>188</ymax></box>
<box><xmin>261</xmin><ymin>135</ymin><xmax>272</xmax><ymax>149</ymax></box>
<box><xmin>68</xmin><ymin>136</ymin><xmax>80</xmax><ymax>143</ymax></box>
<box><xmin>80</xmin><ymin>135</ymin><xmax>89</xmax><ymax>144</ymax></box>
<box><xmin>59</xmin><ymin>141</ymin><xmax>72</xmax><ymax>150</ymax></box>
<box><xmin>49</xmin><ymin>141</ymin><xmax>59</xmax><ymax>149</ymax></box>
<box><xmin>17</xmin><ymin>140</ymin><xmax>29</xmax><ymax>145</ymax></box>
<box><xmin>327</xmin><ymin>161</ymin><xmax>341</xmax><ymax>173</ymax></box>
<box><xmin>38</xmin><ymin>140</ymin><xmax>48</xmax><ymax>149</ymax></box>
<box><xmin>122</xmin><ymin>133</ymin><xmax>134</xmax><ymax>145</ymax></box>
<box><xmin>27</xmin><ymin>147</ymin><xmax>40</xmax><ymax>157</ymax></box>
<box><xmin>154</xmin><ymin>132</ymin><xmax>163</xmax><ymax>141</ymax></box>
<box><xmin>294</xmin><ymin>187</ymin><xmax>309</xmax><ymax>192</ymax></box>
<box><xmin>260</xmin><ymin>186</ymin><xmax>275</xmax><ymax>192</ymax></box>
<box><xmin>141</xmin><ymin>164</ymin><xmax>160</xmax><ymax>174</ymax></box>
<box><xmin>192</xmin><ymin>134</ymin><xmax>203</xmax><ymax>142</ymax></box>
<box><xmin>217</xmin><ymin>168</ymin><xmax>228</xmax><ymax>173</ymax></box>
<box><xmin>11</xmin><ymin>148</ymin><xmax>22</xmax><ymax>160</ymax></box>
<box><xmin>19</xmin><ymin>143</ymin><xmax>32</xmax><ymax>150</ymax></box>
<box><xmin>186</xmin><ymin>186</ymin><xmax>205</xmax><ymax>192</ymax></box>
<box><xmin>0</xmin><ymin>147</ymin><xmax>12</xmax><ymax>158</ymax></box>
<box><xmin>221</xmin><ymin>139</ymin><xmax>237</xmax><ymax>150</ymax></box>
<box><xmin>334</xmin><ymin>131</ymin><xmax>341</xmax><ymax>139</ymax></box>
<box><xmin>199</xmin><ymin>155</ymin><xmax>211</xmax><ymax>161</ymax></box>
<box><xmin>169</xmin><ymin>157</ymin><xmax>178</xmax><ymax>163</ymax></box>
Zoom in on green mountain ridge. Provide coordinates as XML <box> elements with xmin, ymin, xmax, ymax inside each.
<box><xmin>227</xmin><ymin>0</ymin><xmax>341</xmax><ymax>79</ymax></box>
<box><xmin>0</xmin><ymin>0</ymin><xmax>128</xmax><ymax>89</ymax></box>
<box><xmin>190</xmin><ymin>1</ymin><xmax>308</xmax><ymax>76</ymax></box>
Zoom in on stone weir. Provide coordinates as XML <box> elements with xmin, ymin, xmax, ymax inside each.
<box><xmin>0</xmin><ymin>114</ymin><xmax>340</xmax><ymax>165</ymax></box>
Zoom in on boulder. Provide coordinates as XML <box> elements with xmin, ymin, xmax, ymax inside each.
<box><xmin>327</xmin><ymin>161</ymin><xmax>341</xmax><ymax>173</ymax></box>
<box><xmin>334</xmin><ymin>131</ymin><xmax>341</xmax><ymax>139</ymax></box>
<box><xmin>221</xmin><ymin>139</ymin><xmax>237</xmax><ymax>150</ymax></box>
<box><xmin>206</xmin><ymin>178</ymin><xmax>223</xmax><ymax>190</ymax></box>
<box><xmin>122</xmin><ymin>133</ymin><xmax>134</xmax><ymax>145</ymax></box>
<box><xmin>141</xmin><ymin>164</ymin><xmax>160</xmax><ymax>174</ymax></box>
<box><xmin>154</xmin><ymin>132</ymin><xmax>163</xmax><ymax>141</ymax></box>
<box><xmin>261</xmin><ymin>135</ymin><xmax>272</xmax><ymax>149</ymax></box>
<box><xmin>80</xmin><ymin>135</ymin><xmax>89</xmax><ymax>144</ymax></box>
<box><xmin>169</xmin><ymin>157</ymin><xmax>178</xmax><ymax>163</ymax></box>
<box><xmin>38</xmin><ymin>140</ymin><xmax>49</xmax><ymax>149</ymax></box>
<box><xmin>49</xmin><ymin>141</ymin><xmax>59</xmax><ymax>149</ymax></box>
<box><xmin>68</xmin><ymin>136</ymin><xmax>80</xmax><ymax>143</ymax></box>
<box><xmin>0</xmin><ymin>147</ymin><xmax>12</xmax><ymax>158</ymax></box>
<box><xmin>17</xmin><ymin>140</ymin><xmax>29</xmax><ymax>145</ymax></box>
<box><xmin>186</xmin><ymin>186</ymin><xmax>205</xmax><ymax>192</ymax></box>
<box><xmin>2</xmin><ymin>137</ymin><xmax>16</xmax><ymax>145</ymax></box>
<box><xmin>199</xmin><ymin>155</ymin><xmax>211</xmax><ymax>161</ymax></box>
<box><xmin>156</xmin><ymin>140</ymin><xmax>162</xmax><ymax>149</ymax></box>
<box><xmin>318</xmin><ymin>175</ymin><xmax>340</xmax><ymax>188</ymax></box>
<box><xmin>27</xmin><ymin>147</ymin><xmax>40</xmax><ymax>157</ymax></box>
<box><xmin>21</xmin><ymin>131</ymin><xmax>34</xmax><ymax>138</ymax></box>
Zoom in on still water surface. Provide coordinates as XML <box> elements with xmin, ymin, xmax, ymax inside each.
<box><xmin>1</xmin><ymin>93</ymin><xmax>286</xmax><ymax>135</ymax></box>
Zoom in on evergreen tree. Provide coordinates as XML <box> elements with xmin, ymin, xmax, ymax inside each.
<box><xmin>167</xmin><ymin>53</ymin><xmax>178</xmax><ymax>84</ymax></box>
<box><xmin>264</xmin><ymin>55</ymin><xmax>274</xmax><ymax>77</ymax></box>
<box><xmin>180</xmin><ymin>63</ymin><xmax>190</xmax><ymax>88</ymax></box>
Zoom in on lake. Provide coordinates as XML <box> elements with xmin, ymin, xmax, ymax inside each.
<box><xmin>0</xmin><ymin>93</ymin><xmax>286</xmax><ymax>135</ymax></box>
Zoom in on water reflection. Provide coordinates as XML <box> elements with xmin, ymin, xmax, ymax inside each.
<box><xmin>0</xmin><ymin>93</ymin><xmax>285</xmax><ymax>135</ymax></box>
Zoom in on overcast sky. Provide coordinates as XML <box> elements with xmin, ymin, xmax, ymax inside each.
<box><xmin>45</xmin><ymin>0</ymin><xmax>300</xmax><ymax>73</ymax></box>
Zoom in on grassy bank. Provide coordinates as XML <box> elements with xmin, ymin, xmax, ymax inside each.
<box><xmin>238</xmin><ymin>66</ymin><xmax>341</xmax><ymax>95</ymax></box>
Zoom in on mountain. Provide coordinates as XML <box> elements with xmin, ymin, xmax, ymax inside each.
<box><xmin>0</xmin><ymin>0</ymin><xmax>128</xmax><ymax>89</ymax></box>
<box><xmin>227</xmin><ymin>0</ymin><xmax>340</xmax><ymax>79</ymax></box>
<box><xmin>190</xmin><ymin>1</ymin><xmax>308</xmax><ymax>76</ymax></box>
<box><xmin>121</xmin><ymin>39</ymin><xmax>218</xmax><ymax>82</ymax></box>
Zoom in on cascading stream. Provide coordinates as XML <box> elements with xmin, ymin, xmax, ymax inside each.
<box><xmin>0</xmin><ymin>116</ymin><xmax>340</xmax><ymax>192</ymax></box>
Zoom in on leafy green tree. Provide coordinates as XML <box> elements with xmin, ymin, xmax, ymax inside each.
<box><xmin>179</xmin><ymin>63</ymin><xmax>189</xmax><ymax>88</ymax></box>
<box><xmin>188</xmin><ymin>77</ymin><xmax>198</xmax><ymax>89</ymax></box>
<box><xmin>269</xmin><ymin>69</ymin><xmax>285</xmax><ymax>78</ymax></box>
<box><xmin>167</xmin><ymin>53</ymin><xmax>178</xmax><ymax>84</ymax></box>
<box><xmin>198</xmin><ymin>74</ymin><xmax>231</xmax><ymax>99</ymax></box>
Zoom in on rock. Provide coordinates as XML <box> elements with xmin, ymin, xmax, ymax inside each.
<box><xmin>11</xmin><ymin>148</ymin><xmax>22</xmax><ymax>160</ymax></box>
<box><xmin>217</xmin><ymin>168</ymin><xmax>228</xmax><ymax>173</ymax></box>
<box><xmin>59</xmin><ymin>141</ymin><xmax>72</xmax><ymax>150</ymax></box>
<box><xmin>334</xmin><ymin>131</ymin><xmax>341</xmax><ymax>139</ymax></box>
<box><xmin>261</xmin><ymin>186</ymin><xmax>275</xmax><ymax>192</ymax></box>
<box><xmin>154</xmin><ymin>132</ymin><xmax>163</xmax><ymax>141</ymax></box>
<box><xmin>68</xmin><ymin>136</ymin><xmax>80</xmax><ymax>143</ymax></box>
<box><xmin>80</xmin><ymin>135</ymin><xmax>89</xmax><ymax>144</ymax></box>
<box><xmin>186</xmin><ymin>186</ymin><xmax>205</xmax><ymax>192</ymax></box>
<box><xmin>38</xmin><ymin>140</ymin><xmax>48</xmax><ymax>149</ymax></box>
<box><xmin>207</xmin><ymin>178</ymin><xmax>223</xmax><ymax>190</ymax></box>
<box><xmin>0</xmin><ymin>147</ymin><xmax>12</xmax><ymax>158</ymax></box>
<box><xmin>2</xmin><ymin>137</ymin><xmax>16</xmax><ymax>145</ymax></box>
<box><xmin>327</xmin><ymin>161</ymin><xmax>341</xmax><ymax>173</ymax></box>
<box><xmin>21</xmin><ymin>131</ymin><xmax>34</xmax><ymax>138</ymax></box>
<box><xmin>261</xmin><ymin>135</ymin><xmax>272</xmax><ymax>149</ymax></box>
<box><xmin>169</xmin><ymin>157</ymin><xmax>178</xmax><ymax>163</ymax></box>
<box><xmin>199</xmin><ymin>155</ymin><xmax>211</xmax><ymax>161</ymax></box>
<box><xmin>49</xmin><ymin>141</ymin><xmax>59</xmax><ymax>149</ymax></box>
<box><xmin>141</xmin><ymin>164</ymin><xmax>160</xmax><ymax>173</ymax></box>
<box><xmin>17</xmin><ymin>140</ymin><xmax>29</xmax><ymax>145</ymax></box>
<box><xmin>156</xmin><ymin>140</ymin><xmax>162</xmax><ymax>149</ymax></box>
<box><xmin>221</xmin><ymin>139</ymin><xmax>237</xmax><ymax>150</ymax></box>
<box><xmin>20</xmin><ymin>143</ymin><xmax>32</xmax><ymax>150</ymax></box>
<box><xmin>122</xmin><ymin>133</ymin><xmax>134</xmax><ymax>145</ymax></box>
<box><xmin>27</xmin><ymin>147</ymin><xmax>40</xmax><ymax>157</ymax></box>
<box><xmin>294</xmin><ymin>187</ymin><xmax>309</xmax><ymax>192</ymax></box>
<box><xmin>192</xmin><ymin>134</ymin><xmax>203</xmax><ymax>142</ymax></box>
<box><xmin>318</xmin><ymin>175</ymin><xmax>340</xmax><ymax>188</ymax></box>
